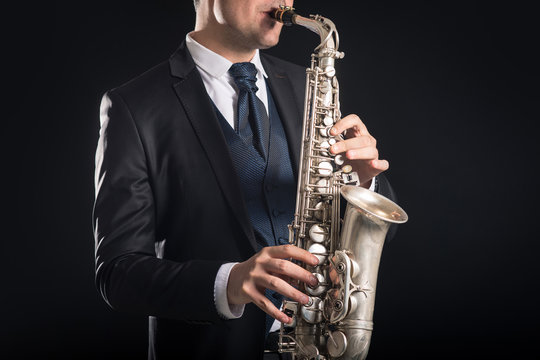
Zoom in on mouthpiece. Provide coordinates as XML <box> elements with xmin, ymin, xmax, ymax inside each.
<box><xmin>272</xmin><ymin>5</ymin><xmax>297</xmax><ymax>26</ymax></box>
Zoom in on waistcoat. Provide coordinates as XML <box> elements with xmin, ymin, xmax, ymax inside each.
<box><xmin>214</xmin><ymin>84</ymin><xmax>296</xmax><ymax>250</ymax></box>
<box><xmin>214</xmin><ymin>84</ymin><xmax>296</xmax><ymax>333</ymax></box>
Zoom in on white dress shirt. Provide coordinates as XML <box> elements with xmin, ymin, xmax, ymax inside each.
<box><xmin>185</xmin><ymin>33</ymin><xmax>269</xmax><ymax>127</ymax></box>
<box><xmin>185</xmin><ymin>33</ymin><xmax>375</xmax><ymax>332</ymax></box>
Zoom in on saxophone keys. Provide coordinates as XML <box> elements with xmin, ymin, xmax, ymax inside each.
<box><xmin>318</xmin><ymin>161</ymin><xmax>333</xmax><ymax>176</ymax></box>
<box><xmin>306</xmin><ymin>273</ymin><xmax>326</xmax><ymax>295</ymax></box>
<box><xmin>319</xmin><ymin>127</ymin><xmax>328</xmax><ymax>137</ymax></box>
<box><xmin>313</xmin><ymin>202</ymin><xmax>329</xmax><ymax>222</ymax></box>
<box><xmin>318</xmin><ymin>139</ymin><xmax>332</xmax><ymax>157</ymax></box>
<box><xmin>280</xmin><ymin>300</ymin><xmax>299</xmax><ymax>329</ymax></box>
<box><xmin>309</xmin><ymin>224</ymin><xmax>328</xmax><ymax>243</ymax></box>
<box><xmin>318</xmin><ymin>81</ymin><xmax>333</xmax><ymax>106</ymax></box>
<box><xmin>323</xmin><ymin>114</ymin><xmax>334</xmax><ymax>126</ymax></box>
<box><xmin>300</xmin><ymin>296</ymin><xmax>323</xmax><ymax>324</ymax></box>
<box><xmin>326</xmin><ymin>330</ymin><xmax>347</xmax><ymax>358</ymax></box>
<box><xmin>319</xmin><ymin>125</ymin><xmax>333</xmax><ymax>137</ymax></box>
<box><xmin>307</xmin><ymin>243</ymin><xmax>327</xmax><ymax>266</ymax></box>
<box><xmin>300</xmin><ymin>344</ymin><xmax>320</xmax><ymax>360</ymax></box>
<box><xmin>315</xmin><ymin>179</ymin><xmax>329</xmax><ymax>193</ymax></box>
<box><xmin>324</xmin><ymin>66</ymin><xmax>336</xmax><ymax>77</ymax></box>
<box><xmin>319</xmin><ymin>79</ymin><xmax>332</xmax><ymax>93</ymax></box>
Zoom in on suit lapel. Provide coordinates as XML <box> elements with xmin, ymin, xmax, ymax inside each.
<box><xmin>260</xmin><ymin>55</ymin><xmax>304</xmax><ymax>179</ymax></box>
<box><xmin>168</xmin><ymin>44</ymin><xmax>305</xmax><ymax>254</ymax></box>
<box><xmin>169</xmin><ymin>43</ymin><xmax>259</xmax><ymax>253</ymax></box>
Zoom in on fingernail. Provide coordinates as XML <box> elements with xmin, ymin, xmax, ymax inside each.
<box><xmin>282</xmin><ymin>315</ymin><xmax>291</xmax><ymax>324</ymax></box>
<box><xmin>330</xmin><ymin>144</ymin><xmax>338</xmax><ymax>153</ymax></box>
<box><xmin>330</xmin><ymin>127</ymin><xmax>336</xmax><ymax>135</ymax></box>
<box><xmin>309</xmin><ymin>275</ymin><xmax>318</xmax><ymax>287</ymax></box>
<box><xmin>301</xmin><ymin>294</ymin><xmax>309</xmax><ymax>304</ymax></box>
<box><xmin>312</xmin><ymin>256</ymin><xmax>319</xmax><ymax>265</ymax></box>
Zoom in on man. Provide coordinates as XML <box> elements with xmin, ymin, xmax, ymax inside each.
<box><xmin>93</xmin><ymin>0</ymin><xmax>396</xmax><ymax>359</ymax></box>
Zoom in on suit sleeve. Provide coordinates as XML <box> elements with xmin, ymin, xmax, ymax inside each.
<box><xmin>93</xmin><ymin>90</ymin><xmax>223</xmax><ymax>324</ymax></box>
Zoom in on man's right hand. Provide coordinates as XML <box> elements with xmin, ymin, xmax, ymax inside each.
<box><xmin>227</xmin><ymin>244</ymin><xmax>320</xmax><ymax>324</ymax></box>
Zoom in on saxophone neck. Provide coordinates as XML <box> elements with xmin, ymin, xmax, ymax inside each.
<box><xmin>272</xmin><ymin>6</ymin><xmax>344</xmax><ymax>59</ymax></box>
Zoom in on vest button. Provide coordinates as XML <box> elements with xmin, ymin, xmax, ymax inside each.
<box><xmin>272</xmin><ymin>209</ymin><xmax>281</xmax><ymax>217</ymax></box>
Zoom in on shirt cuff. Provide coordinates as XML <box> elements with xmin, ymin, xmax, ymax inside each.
<box><xmin>214</xmin><ymin>262</ymin><xmax>245</xmax><ymax>319</ymax></box>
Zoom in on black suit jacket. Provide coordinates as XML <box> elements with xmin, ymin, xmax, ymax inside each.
<box><xmin>93</xmin><ymin>41</ymin><xmax>396</xmax><ymax>359</ymax></box>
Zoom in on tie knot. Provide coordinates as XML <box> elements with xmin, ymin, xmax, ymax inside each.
<box><xmin>229</xmin><ymin>62</ymin><xmax>259</xmax><ymax>93</ymax></box>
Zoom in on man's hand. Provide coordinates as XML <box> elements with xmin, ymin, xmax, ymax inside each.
<box><xmin>329</xmin><ymin>114</ymin><xmax>389</xmax><ymax>187</ymax></box>
<box><xmin>227</xmin><ymin>245</ymin><xmax>319</xmax><ymax>324</ymax></box>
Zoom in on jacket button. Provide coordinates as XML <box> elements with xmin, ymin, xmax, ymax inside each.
<box><xmin>272</xmin><ymin>209</ymin><xmax>280</xmax><ymax>217</ymax></box>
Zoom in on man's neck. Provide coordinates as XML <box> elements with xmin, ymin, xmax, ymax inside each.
<box><xmin>190</xmin><ymin>30</ymin><xmax>256</xmax><ymax>63</ymax></box>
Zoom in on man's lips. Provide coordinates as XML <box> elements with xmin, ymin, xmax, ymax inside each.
<box><xmin>263</xmin><ymin>10</ymin><xmax>276</xmax><ymax>19</ymax></box>
<box><xmin>261</xmin><ymin>9</ymin><xmax>280</xmax><ymax>24</ymax></box>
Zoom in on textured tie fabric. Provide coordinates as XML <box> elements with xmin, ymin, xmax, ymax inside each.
<box><xmin>228</xmin><ymin>62</ymin><xmax>270</xmax><ymax>160</ymax></box>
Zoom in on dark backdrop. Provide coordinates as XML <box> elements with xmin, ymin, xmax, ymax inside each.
<box><xmin>6</xmin><ymin>0</ymin><xmax>539</xmax><ymax>359</ymax></box>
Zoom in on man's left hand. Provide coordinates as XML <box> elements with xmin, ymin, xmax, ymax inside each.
<box><xmin>329</xmin><ymin>114</ymin><xmax>389</xmax><ymax>188</ymax></box>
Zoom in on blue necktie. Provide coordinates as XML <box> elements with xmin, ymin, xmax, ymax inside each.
<box><xmin>228</xmin><ymin>62</ymin><xmax>270</xmax><ymax>160</ymax></box>
<box><xmin>229</xmin><ymin>63</ymin><xmax>281</xmax><ymax>335</ymax></box>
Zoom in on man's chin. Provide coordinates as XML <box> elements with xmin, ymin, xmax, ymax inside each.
<box><xmin>258</xmin><ymin>41</ymin><xmax>279</xmax><ymax>50</ymax></box>
<box><xmin>257</xmin><ymin>33</ymin><xmax>282</xmax><ymax>50</ymax></box>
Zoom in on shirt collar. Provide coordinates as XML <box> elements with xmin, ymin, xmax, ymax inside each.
<box><xmin>186</xmin><ymin>33</ymin><xmax>268</xmax><ymax>79</ymax></box>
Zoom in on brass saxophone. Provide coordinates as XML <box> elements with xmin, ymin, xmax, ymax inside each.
<box><xmin>272</xmin><ymin>7</ymin><xmax>408</xmax><ymax>360</ymax></box>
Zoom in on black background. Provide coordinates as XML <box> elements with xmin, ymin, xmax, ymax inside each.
<box><xmin>5</xmin><ymin>0</ymin><xmax>539</xmax><ymax>359</ymax></box>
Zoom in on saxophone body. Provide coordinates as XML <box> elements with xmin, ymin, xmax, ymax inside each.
<box><xmin>273</xmin><ymin>7</ymin><xmax>408</xmax><ymax>360</ymax></box>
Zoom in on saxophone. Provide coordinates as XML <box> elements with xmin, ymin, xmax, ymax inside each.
<box><xmin>272</xmin><ymin>7</ymin><xmax>408</xmax><ymax>360</ymax></box>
